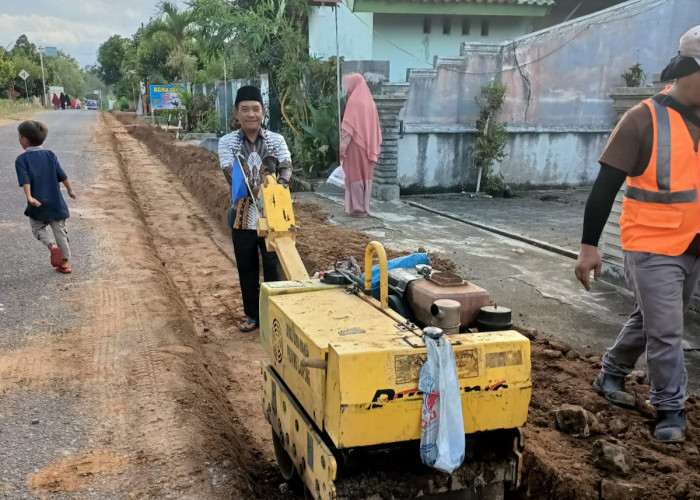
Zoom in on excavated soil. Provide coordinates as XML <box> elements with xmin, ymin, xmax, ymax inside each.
<box><xmin>28</xmin><ymin>451</ymin><xmax>130</xmax><ymax>492</ymax></box>
<box><xmin>113</xmin><ymin>112</ymin><xmax>699</xmax><ymax>500</ymax></box>
<box><xmin>522</xmin><ymin>336</ymin><xmax>700</xmax><ymax>500</ymax></box>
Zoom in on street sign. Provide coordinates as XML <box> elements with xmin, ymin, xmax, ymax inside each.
<box><xmin>18</xmin><ymin>69</ymin><xmax>29</xmax><ymax>80</ymax></box>
<box><xmin>43</xmin><ymin>47</ymin><xmax>57</xmax><ymax>57</ymax></box>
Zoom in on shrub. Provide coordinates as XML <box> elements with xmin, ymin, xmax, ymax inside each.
<box><xmin>470</xmin><ymin>80</ymin><xmax>509</xmax><ymax>195</ymax></box>
<box><xmin>621</xmin><ymin>62</ymin><xmax>646</xmax><ymax>87</ymax></box>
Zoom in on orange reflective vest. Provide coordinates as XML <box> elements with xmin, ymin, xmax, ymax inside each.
<box><xmin>619</xmin><ymin>97</ymin><xmax>700</xmax><ymax>256</ymax></box>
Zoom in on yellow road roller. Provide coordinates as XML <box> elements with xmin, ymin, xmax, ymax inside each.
<box><xmin>256</xmin><ymin>176</ymin><xmax>532</xmax><ymax>499</ymax></box>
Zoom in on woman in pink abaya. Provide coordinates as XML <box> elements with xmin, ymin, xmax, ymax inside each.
<box><xmin>339</xmin><ymin>74</ymin><xmax>382</xmax><ymax>217</ymax></box>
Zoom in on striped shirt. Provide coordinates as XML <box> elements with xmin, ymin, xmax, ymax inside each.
<box><xmin>218</xmin><ymin>129</ymin><xmax>293</xmax><ymax>230</ymax></box>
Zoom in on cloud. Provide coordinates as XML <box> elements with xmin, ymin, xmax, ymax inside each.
<box><xmin>0</xmin><ymin>1</ymin><xmax>187</xmax><ymax>67</ymax></box>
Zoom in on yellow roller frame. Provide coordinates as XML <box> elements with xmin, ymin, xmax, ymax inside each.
<box><xmin>257</xmin><ymin>175</ymin><xmax>310</xmax><ymax>281</ymax></box>
<box><xmin>364</xmin><ymin>241</ymin><xmax>388</xmax><ymax>310</ymax></box>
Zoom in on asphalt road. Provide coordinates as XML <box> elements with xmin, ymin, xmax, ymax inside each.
<box><xmin>1</xmin><ymin>109</ymin><xmax>100</xmax><ymax>349</ymax></box>
<box><xmin>0</xmin><ymin>109</ymin><xmax>106</xmax><ymax>499</ymax></box>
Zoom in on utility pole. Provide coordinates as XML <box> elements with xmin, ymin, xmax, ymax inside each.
<box><xmin>223</xmin><ymin>56</ymin><xmax>228</xmax><ymax>132</ymax></box>
<box><xmin>334</xmin><ymin>4</ymin><xmax>341</xmax><ymax>151</ymax></box>
<box><xmin>38</xmin><ymin>46</ymin><xmax>47</xmax><ymax>107</ymax></box>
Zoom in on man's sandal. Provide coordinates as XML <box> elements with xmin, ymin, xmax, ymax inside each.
<box><xmin>239</xmin><ymin>319</ymin><xmax>258</xmax><ymax>332</ymax></box>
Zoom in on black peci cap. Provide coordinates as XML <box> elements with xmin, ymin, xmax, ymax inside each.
<box><xmin>235</xmin><ymin>85</ymin><xmax>263</xmax><ymax>107</ymax></box>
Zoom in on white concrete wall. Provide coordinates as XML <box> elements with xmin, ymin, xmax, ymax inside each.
<box><xmin>373</xmin><ymin>14</ymin><xmax>534</xmax><ymax>81</ymax></box>
<box><xmin>309</xmin><ymin>3</ymin><xmax>373</xmax><ymax>61</ymax></box>
<box><xmin>395</xmin><ymin>0</ymin><xmax>700</xmax><ymax>190</ymax></box>
<box><xmin>308</xmin><ymin>3</ymin><xmax>538</xmax><ymax>82</ymax></box>
<box><xmin>397</xmin><ymin>131</ymin><xmax>609</xmax><ymax>189</ymax></box>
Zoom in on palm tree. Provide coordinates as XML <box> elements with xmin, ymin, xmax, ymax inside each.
<box><xmin>151</xmin><ymin>2</ymin><xmax>195</xmax><ymax>83</ymax></box>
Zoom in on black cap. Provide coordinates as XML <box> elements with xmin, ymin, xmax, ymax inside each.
<box><xmin>235</xmin><ymin>85</ymin><xmax>263</xmax><ymax>107</ymax></box>
<box><xmin>660</xmin><ymin>25</ymin><xmax>700</xmax><ymax>81</ymax></box>
<box><xmin>660</xmin><ymin>54</ymin><xmax>700</xmax><ymax>81</ymax></box>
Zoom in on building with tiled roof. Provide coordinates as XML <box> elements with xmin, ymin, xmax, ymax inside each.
<box><xmin>310</xmin><ymin>0</ymin><xmax>627</xmax><ymax>81</ymax></box>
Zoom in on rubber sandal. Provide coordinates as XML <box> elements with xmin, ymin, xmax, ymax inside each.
<box><xmin>56</xmin><ymin>266</ymin><xmax>72</xmax><ymax>274</ymax></box>
<box><xmin>239</xmin><ymin>319</ymin><xmax>258</xmax><ymax>332</ymax></box>
<box><xmin>50</xmin><ymin>247</ymin><xmax>63</xmax><ymax>268</ymax></box>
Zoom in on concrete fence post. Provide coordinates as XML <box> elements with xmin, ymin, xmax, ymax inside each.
<box><xmin>372</xmin><ymin>83</ymin><xmax>408</xmax><ymax>201</ymax></box>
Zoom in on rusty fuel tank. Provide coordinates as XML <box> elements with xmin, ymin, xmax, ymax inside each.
<box><xmin>405</xmin><ymin>271</ymin><xmax>490</xmax><ymax>329</ymax></box>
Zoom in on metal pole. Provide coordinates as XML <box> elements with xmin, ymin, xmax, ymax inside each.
<box><xmin>223</xmin><ymin>56</ymin><xmax>228</xmax><ymax>132</ymax></box>
<box><xmin>38</xmin><ymin>47</ymin><xmax>47</xmax><ymax>107</ymax></box>
<box><xmin>335</xmin><ymin>5</ymin><xmax>342</xmax><ymax>152</ymax></box>
<box><xmin>23</xmin><ymin>79</ymin><xmax>28</xmax><ymax>100</ymax></box>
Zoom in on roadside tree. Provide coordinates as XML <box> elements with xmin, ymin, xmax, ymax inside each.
<box><xmin>97</xmin><ymin>35</ymin><xmax>128</xmax><ymax>86</ymax></box>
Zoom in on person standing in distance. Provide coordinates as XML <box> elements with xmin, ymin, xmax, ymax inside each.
<box><xmin>339</xmin><ymin>73</ymin><xmax>382</xmax><ymax>217</ymax></box>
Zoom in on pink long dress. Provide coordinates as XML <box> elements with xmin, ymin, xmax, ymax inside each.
<box><xmin>340</xmin><ymin>74</ymin><xmax>382</xmax><ymax>216</ymax></box>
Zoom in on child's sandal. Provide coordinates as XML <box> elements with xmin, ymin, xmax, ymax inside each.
<box><xmin>50</xmin><ymin>247</ymin><xmax>63</xmax><ymax>268</ymax></box>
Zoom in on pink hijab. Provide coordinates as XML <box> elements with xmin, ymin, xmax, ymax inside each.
<box><xmin>342</xmin><ymin>74</ymin><xmax>382</xmax><ymax>162</ymax></box>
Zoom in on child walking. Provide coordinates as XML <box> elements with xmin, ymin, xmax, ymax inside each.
<box><xmin>15</xmin><ymin>120</ymin><xmax>77</xmax><ymax>274</ymax></box>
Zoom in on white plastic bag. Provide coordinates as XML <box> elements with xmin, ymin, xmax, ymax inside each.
<box><xmin>418</xmin><ymin>335</ymin><xmax>465</xmax><ymax>474</ymax></box>
<box><xmin>327</xmin><ymin>165</ymin><xmax>345</xmax><ymax>188</ymax></box>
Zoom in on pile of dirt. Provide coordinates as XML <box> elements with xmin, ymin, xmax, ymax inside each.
<box><xmin>113</xmin><ymin>112</ymin><xmax>699</xmax><ymax>500</ymax></box>
<box><xmin>114</xmin><ymin>113</ymin><xmax>452</xmax><ymax>275</ymax></box>
<box><xmin>520</xmin><ymin>333</ymin><xmax>700</xmax><ymax>499</ymax></box>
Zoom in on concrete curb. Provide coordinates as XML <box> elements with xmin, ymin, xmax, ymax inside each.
<box><xmin>404</xmin><ymin>200</ymin><xmax>579</xmax><ymax>260</ymax></box>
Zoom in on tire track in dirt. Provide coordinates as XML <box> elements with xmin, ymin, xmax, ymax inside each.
<box><xmin>91</xmin><ymin>285</ymin><xmax>122</xmax><ymax>379</ymax></box>
<box><xmin>105</xmin><ymin>116</ymin><xmax>277</xmax><ymax>452</ymax></box>
<box><xmin>5</xmin><ymin>116</ymin><xmax>283</xmax><ymax>499</ymax></box>
<box><xmin>100</xmin><ymin>114</ymin><xmax>283</xmax><ymax>493</ymax></box>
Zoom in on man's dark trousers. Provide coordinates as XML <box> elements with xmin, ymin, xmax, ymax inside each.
<box><xmin>231</xmin><ymin>228</ymin><xmax>281</xmax><ymax>322</ymax></box>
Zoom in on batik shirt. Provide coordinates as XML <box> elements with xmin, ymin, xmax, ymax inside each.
<box><xmin>218</xmin><ymin>129</ymin><xmax>293</xmax><ymax>230</ymax></box>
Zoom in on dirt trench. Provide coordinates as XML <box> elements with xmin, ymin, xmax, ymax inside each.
<box><xmin>109</xmin><ymin>112</ymin><xmax>700</xmax><ymax>500</ymax></box>
<box><xmin>8</xmin><ymin>112</ymin><xmax>283</xmax><ymax>500</ymax></box>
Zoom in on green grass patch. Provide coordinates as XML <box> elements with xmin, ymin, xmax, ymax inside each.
<box><xmin>0</xmin><ymin>100</ymin><xmax>42</xmax><ymax>121</ymax></box>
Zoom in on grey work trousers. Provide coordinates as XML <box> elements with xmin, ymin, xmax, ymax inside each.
<box><xmin>602</xmin><ymin>250</ymin><xmax>700</xmax><ymax>410</ymax></box>
<box><xmin>29</xmin><ymin>218</ymin><xmax>71</xmax><ymax>261</ymax></box>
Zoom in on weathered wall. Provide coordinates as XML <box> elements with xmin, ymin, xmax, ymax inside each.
<box><xmin>397</xmin><ymin>0</ymin><xmax>700</xmax><ymax>190</ymax></box>
<box><xmin>309</xmin><ymin>3</ymin><xmax>373</xmax><ymax>61</ymax></box>
<box><xmin>397</xmin><ymin>130</ymin><xmax>608</xmax><ymax>189</ymax></box>
<box><xmin>341</xmin><ymin>61</ymin><xmax>390</xmax><ymax>93</ymax></box>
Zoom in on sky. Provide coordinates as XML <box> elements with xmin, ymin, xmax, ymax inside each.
<box><xmin>0</xmin><ymin>0</ymin><xmax>189</xmax><ymax>68</ymax></box>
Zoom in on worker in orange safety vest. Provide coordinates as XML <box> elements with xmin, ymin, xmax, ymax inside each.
<box><xmin>575</xmin><ymin>25</ymin><xmax>700</xmax><ymax>444</ymax></box>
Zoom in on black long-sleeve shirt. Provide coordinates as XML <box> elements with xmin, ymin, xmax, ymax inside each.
<box><xmin>581</xmin><ymin>164</ymin><xmax>627</xmax><ymax>247</ymax></box>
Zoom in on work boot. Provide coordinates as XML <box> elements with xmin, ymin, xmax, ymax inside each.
<box><xmin>592</xmin><ymin>372</ymin><xmax>636</xmax><ymax>408</ymax></box>
<box><xmin>654</xmin><ymin>409</ymin><xmax>686</xmax><ymax>444</ymax></box>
